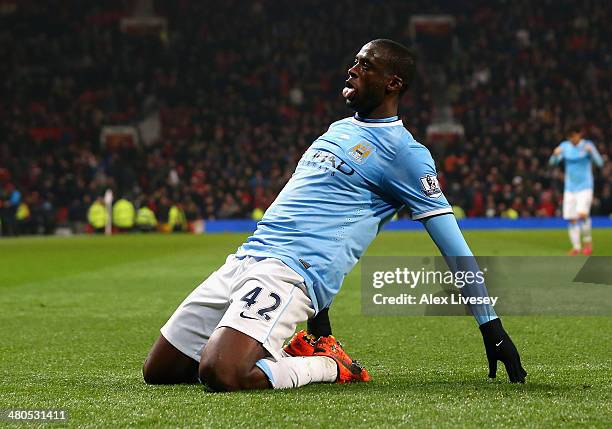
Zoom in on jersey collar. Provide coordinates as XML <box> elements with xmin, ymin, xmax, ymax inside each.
<box><xmin>352</xmin><ymin>114</ymin><xmax>403</xmax><ymax>127</ymax></box>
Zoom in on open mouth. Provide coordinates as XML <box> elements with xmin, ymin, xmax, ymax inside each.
<box><xmin>342</xmin><ymin>80</ymin><xmax>357</xmax><ymax>100</ymax></box>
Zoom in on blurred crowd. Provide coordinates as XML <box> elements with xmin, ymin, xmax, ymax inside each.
<box><xmin>444</xmin><ymin>0</ymin><xmax>611</xmax><ymax>217</ymax></box>
<box><xmin>0</xmin><ymin>0</ymin><xmax>610</xmax><ymax>235</ymax></box>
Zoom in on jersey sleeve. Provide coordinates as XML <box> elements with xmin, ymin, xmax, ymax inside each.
<box><xmin>422</xmin><ymin>213</ymin><xmax>498</xmax><ymax>325</ymax></box>
<box><xmin>381</xmin><ymin>144</ymin><xmax>453</xmax><ymax>220</ymax></box>
<box><xmin>549</xmin><ymin>141</ymin><xmax>568</xmax><ymax>166</ymax></box>
<box><xmin>586</xmin><ymin>140</ymin><xmax>604</xmax><ymax>167</ymax></box>
<box><xmin>548</xmin><ymin>144</ymin><xmax>563</xmax><ymax>166</ymax></box>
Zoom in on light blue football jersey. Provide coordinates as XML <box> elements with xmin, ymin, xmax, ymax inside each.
<box><xmin>551</xmin><ymin>140</ymin><xmax>604</xmax><ymax>192</ymax></box>
<box><xmin>236</xmin><ymin>115</ymin><xmax>453</xmax><ymax>312</ymax></box>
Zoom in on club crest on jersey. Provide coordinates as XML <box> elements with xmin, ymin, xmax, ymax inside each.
<box><xmin>420</xmin><ymin>175</ymin><xmax>442</xmax><ymax>198</ymax></box>
<box><xmin>347</xmin><ymin>142</ymin><xmax>376</xmax><ymax>165</ymax></box>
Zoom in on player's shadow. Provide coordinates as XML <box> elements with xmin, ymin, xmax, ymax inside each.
<box><xmin>168</xmin><ymin>372</ymin><xmax>581</xmax><ymax>395</ymax></box>
<box><xmin>193</xmin><ymin>379</ymin><xmax>579</xmax><ymax>396</ymax></box>
<box><xmin>349</xmin><ymin>379</ymin><xmax>580</xmax><ymax>394</ymax></box>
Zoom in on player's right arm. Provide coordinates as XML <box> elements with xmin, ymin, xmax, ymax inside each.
<box><xmin>548</xmin><ymin>145</ymin><xmax>563</xmax><ymax>166</ymax></box>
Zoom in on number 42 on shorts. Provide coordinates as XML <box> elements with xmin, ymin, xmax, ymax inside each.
<box><xmin>239</xmin><ymin>286</ymin><xmax>282</xmax><ymax>321</ymax></box>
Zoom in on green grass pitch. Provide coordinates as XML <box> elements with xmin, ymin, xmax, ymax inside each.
<box><xmin>1</xmin><ymin>229</ymin><xmax>611</xmax><ymax>428</ymax></box>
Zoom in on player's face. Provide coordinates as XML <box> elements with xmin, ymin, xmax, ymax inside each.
<box><xmin>343</xmin><ymin>43</ymin><xmax>389</xmax><ymax>114</ymax></box>
<box><xmin>568</xmin><ymin>132</ymin><xmax>583</xmax><ymax>145</ymax></box>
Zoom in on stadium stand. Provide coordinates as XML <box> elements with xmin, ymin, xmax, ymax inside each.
<box><xmin>0</xmin><ymin>0</ymin><xmax>609</xmax><ymax>235</ymax></box>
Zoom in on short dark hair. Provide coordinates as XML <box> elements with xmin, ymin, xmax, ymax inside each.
<box><xmin>565</xmin><ymin>122</ymin><xmax>583</xmax><ymax>136</ymax></box>
<box><xmin>370</xmin><ymin>39</ymin><xmax>417</xmax><ymax>94</ymax></box>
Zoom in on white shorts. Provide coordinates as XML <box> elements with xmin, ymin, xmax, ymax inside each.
<box><xmin>160</xmin><ymin>255</ymin><xmax>314</xmax><ymax>362</ymax></box>
<box><xmin>563</xmin><ymin>189</ymin><xmax>593</xmax><ymax>220</ymax></box>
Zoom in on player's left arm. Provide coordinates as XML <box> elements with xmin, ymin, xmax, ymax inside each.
<box><xmin>421</xmin><ymin>213</ymin><xmax>496</xmax><ymax>325</ymax></box>
<box><xmin>382</xmin><ymin>144</ymin><xmax>526</xmax><ymax>383</ymax></box>
<box><xmin>422</xmin><ymin>213</ymin><xmax>527</xmax><ymax>383</ymax></box>
<box><xmin>585</xmin><ymin>141</ymin><xmax>604</xmax><ymax>167</ymax></box>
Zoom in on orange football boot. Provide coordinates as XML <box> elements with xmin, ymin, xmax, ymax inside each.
<box><xmin>283</xmin><ymin>330</ymin><xmax>317</xmax><ymax>357</ymax></box>
<box><xmin>313</xmin><ymin>336</ymin><xmax>371</xmax><ymax>383</ymax></box>
<box><xmin>582</xmin><ymin>243</ymin><xmax>593</xmax><ymax>255</ymax></box>
<box><xmin>568</xmin><ymin>248</ymin><xmax>581</xmax><ymax>256</ymax></box>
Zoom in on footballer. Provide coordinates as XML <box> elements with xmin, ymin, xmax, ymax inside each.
<box><xmin>549</xmin><ymin>124</ymin><xmax>604</xmax><ymax>255</ymax></box>
<box><xmin>143</xmin><ymin>39</ymin><xmax>527</xmax><ymax>391</ymax></box>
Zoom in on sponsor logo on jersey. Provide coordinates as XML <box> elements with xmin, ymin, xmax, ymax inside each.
<box><xmin>420</xmin><ymin>175</ymin><xmax>442</xmax><ymax>198</ymax></box>
<box><xmin>347</xmin><ymin>142</ymin><xmax>376</xmax><ymax>165</ymax></box>
<box><xmin>299</xmin><ymin>148</ymin><xmax>355</xmax><ymax>176</ymax></box>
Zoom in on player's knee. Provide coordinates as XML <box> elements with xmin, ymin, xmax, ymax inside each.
<box><xmin>199</xmin><ymin>359</ymin><xmax>251</xmax><ymax>392</ymax></box>
<box><xmin>199</xmin><ymin>361</ymin><xmax>237</xmax><ymax>391</ymax></box>
<box><xmin>142</xmin><ymin>359</ymin><xmax>162</xmax><ymax>385</ymax></box>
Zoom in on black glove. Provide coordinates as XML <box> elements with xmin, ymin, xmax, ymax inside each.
<box><xmin>479</xmin><ymin>318</ymin><xmax>527</xmax><ymax>383</ymax></box>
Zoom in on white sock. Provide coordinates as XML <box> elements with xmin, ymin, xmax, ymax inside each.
<box><xmin>580</xmin><ymin>218</ymin><xmax>592</xmax><ymax>244</ymax></box>
<box><xmin>568</xmin><ymin>223</ymin><xmax>581</xmax><ymax>250</ymax></box>
<box><xmin>256</xmin><ymin>356</ymin><xmax>337</xmax><ymax>389</ymax></box>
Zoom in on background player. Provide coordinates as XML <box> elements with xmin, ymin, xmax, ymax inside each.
<box><xmin>549</xmin><ymin>124</ymin><xmax>604</xmax><ymax>255</ymax></box>
<box><xmin>143</xmin><ymin>39</ymin><xmax>527</xmax><ymax>391</ymax></box>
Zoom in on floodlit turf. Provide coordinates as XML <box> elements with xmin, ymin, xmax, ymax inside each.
<box><xmin>1</xmin><ymin>230</ymin><xmax>611</xmax><ymax>428</ymax></box>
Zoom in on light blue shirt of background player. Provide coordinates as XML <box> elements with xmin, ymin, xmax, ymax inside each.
<box><xmin>237</xmin><ymin>114</ymin><xmax>496</xmax><ymax>325</ymax></box>
<box><xmin>549</xmin><ymin>139</ymin><xmax>604</xmax><ymax>192</ymax></box>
